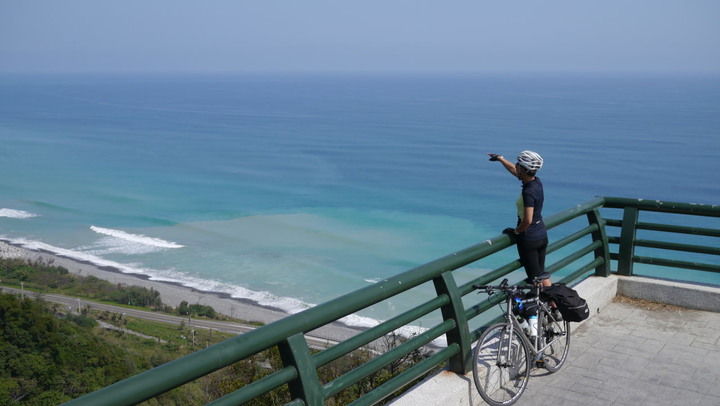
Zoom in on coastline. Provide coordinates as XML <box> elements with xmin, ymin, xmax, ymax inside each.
<box><xmin>0</xmin><ymin>239</ymin><xmax>362</xmax><ymax>342</ymax></box>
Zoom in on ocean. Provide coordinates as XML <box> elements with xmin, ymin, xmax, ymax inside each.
<box><xmin>0</xmin><ymin>73</ymin><xmax>718</xmax><ymax>327</ymax></box>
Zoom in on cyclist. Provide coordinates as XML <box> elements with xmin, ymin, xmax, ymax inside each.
<box><xmin>487</xmin><ymin>150</ymin><xmax>553</xmax><ymax>290</ymax></box>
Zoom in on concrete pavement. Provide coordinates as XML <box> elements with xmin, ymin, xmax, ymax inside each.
<box><xmin>515</xmin><ymin>297</ymin><xmax>720</xmax><ymax>406</ymax></box>
<box><xmin>392</xmin><ymin>276</ymin><xmax>720</xmax><ymax>406</ymax></box>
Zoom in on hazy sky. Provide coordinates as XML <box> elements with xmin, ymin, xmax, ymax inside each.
<box><xmin>1</xmin><ymin>1</ymin><xmax>719</xmax><ymax>74</ymax></box>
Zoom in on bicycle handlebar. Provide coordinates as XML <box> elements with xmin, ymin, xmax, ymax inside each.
<box><xmin>472</xmin><ymin>278</ymin><xmax>534</xmax><ymax>293</ymax></box>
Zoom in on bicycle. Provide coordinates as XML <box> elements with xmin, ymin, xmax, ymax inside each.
<box><xmin>471</xmin><ymin>277</ymin><xmax>571</xmax><ymax>406</ymax></box>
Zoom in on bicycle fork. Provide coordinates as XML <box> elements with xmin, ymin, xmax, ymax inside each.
<box><xmin>496</xmin><ymin>323</ymin><xmax>518</xmax><ymax>368</ymax></box>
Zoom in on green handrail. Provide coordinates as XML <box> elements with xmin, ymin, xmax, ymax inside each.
<box><xmin>603</xmin><ymin>197</ymin><xmax>720</xmax><ymax>276</ymax></box>
<box><xmin>63</xmin><ymin>196</ymin><xmax>719</xmax><ymax>406</ymax></box>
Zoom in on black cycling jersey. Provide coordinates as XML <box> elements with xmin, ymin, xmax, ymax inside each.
<box><xmin>516</xmin><ymin>177</ymin><xmax>547</xmax><ymax>241</ymax></box>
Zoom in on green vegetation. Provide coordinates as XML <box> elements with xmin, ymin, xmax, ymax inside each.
<box><xmin>1</xmin><ymin>293</ymin><xmax>145</xmax><ymax>404</ymax></box>
<box><xmin>0</xmin><ymin>290</ymin><xmax>241</xmax><ymax>405</ymax></box>
<box><xmin>0</xmin><ymin>257</ymin><xmax>435</xmax><ymax>405</ymax></box>
<box><xmin>0</xmin><ymin>257</ymin><xmax>226</xmax><ymax>320</ymax></box>
<box><xmin>177</xmin><ymin>301</ymin><xmax>216</xmax><ymax>318</ymax></box>
<box><xmin>1</xmin><ymin>291</ymin><xmax>434</xmax><ymax>405</ymax></box>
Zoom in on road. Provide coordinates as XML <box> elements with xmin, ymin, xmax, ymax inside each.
<box><xmin>1</xmin><ymin>285</ymin><xmax>339</xmax><ymax>349</ymax></box>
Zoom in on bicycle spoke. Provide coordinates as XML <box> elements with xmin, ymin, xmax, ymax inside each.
<box><xmin>473</xmin><ymin>324</ymin><xmax>530</xmax><ymax>406</ymax></box>
<box><xmin>542</xmin><ymin>316</ymin><xmax>570</xmax><ymax>372</ymax></box>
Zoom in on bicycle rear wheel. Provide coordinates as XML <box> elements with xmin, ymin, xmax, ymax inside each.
<box><xmin>472</xmin><ymin>323</ymin><xmax>530</xmax><ymax>406</ymax></box>
<box><xmin>542</xmin><ymin>314</ymin><xmax>570</xmax><ymax>373</ymax></box>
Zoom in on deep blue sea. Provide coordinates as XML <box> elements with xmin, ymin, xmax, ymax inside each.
<box><xmin>0</xmin><ymin>73</ymin><xmax>718</xmax><ymax>327</ymax></box>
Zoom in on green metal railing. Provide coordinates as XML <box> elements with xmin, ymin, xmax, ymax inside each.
<box><xmin>603</xmin><ymin>197</ymin><xmax>720</xmax><ymax>276</ymax></box>
<box><xmin>64</xmin><ymin>197</ymin><xmax>719</xmax><ymax>406</ymax></box>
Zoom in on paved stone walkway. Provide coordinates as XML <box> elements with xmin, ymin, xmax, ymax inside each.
<box><xmin>519</xmin><ymin>298</ymin><xmax>720</xmax><ymax>406</ymax></box>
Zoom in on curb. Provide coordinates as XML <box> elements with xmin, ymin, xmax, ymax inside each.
<box><xmin>615</xmin><ymin>275</ymin><xmax>720</xmax><ymax>312</ymax></box>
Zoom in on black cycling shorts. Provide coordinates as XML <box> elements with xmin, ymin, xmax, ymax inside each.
<box><xmin>516</xmin><ymin>237</ymin><xmax>548</xmax><ymax>282</ymax></box>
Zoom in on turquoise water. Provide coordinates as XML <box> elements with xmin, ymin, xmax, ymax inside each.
<box><xmin>0</xmin><ymin>73</ymin><xmax>718</xmax><ymax>326</ymax></box>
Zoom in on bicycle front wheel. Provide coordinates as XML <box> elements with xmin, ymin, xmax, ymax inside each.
<box><xmin>542</xmin><ymin>315</ymin><xmax>570</xmax><ymax>373</ymax></box>
<box><xmin>472</xmin><ymin>323</ymin><xmax>530</xmax><ymax>406</ymax></box>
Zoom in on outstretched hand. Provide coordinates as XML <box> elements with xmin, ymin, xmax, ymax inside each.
<box><xmin>487</xmin><ymin>153</ymin><xmax>502</xmax><ymax>162</ymax></box>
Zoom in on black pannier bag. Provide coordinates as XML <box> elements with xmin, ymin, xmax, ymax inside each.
<box><xmin>540</xmin><ymin>284</ymin><xmax>589</xmax><ymax>322</ymax></box>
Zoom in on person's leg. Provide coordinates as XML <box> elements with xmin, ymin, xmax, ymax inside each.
<box><xmin>536</xmin><ymin>237</ymin><xmax>551</xmax><ymax>287</ymax></box>
<box><xmin>533</xmin><ymin>237</ymin><xmax>560</xmax><ymax>314</ymax></box>
<box><xmin>519</xmin><ymin>238</ymin><xmax>555</xmax><ymax>308</ymax></box>
<box><xmin>517</xmin><ymin>238</ymin><xmax>543</xmax><ymax>283</ymax></box>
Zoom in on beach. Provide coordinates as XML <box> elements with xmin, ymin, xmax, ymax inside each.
<box><xmin>0</xmin><ymin>240</ymin><xmax>361</xmax><ymax>343</ymax></box>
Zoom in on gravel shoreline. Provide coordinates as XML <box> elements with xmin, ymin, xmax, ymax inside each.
<box><xmin>0</xmin><ymin>240</ymin><xmax>362</xmax><ymax>342</ymax></box>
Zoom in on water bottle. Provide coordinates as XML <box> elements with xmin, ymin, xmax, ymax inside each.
<box><xmin>528</xmin><ymin>315</ymin><xmax>538</xmax><ymax>337</ymax></box>
<box><xmin>518</xmin><ymin>318</ymin><xmax>529</xmax><ymax>335</ymax></box>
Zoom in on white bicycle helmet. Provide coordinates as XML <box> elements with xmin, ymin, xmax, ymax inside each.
<box><xmin>517</xmin><ymin>150</ymin><xmax>543</xmax><ymax>172</ymax></box>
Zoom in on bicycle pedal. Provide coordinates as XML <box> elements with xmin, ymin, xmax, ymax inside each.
<box><xmin>535</xmin><ymin>359</ymin><xmax>545</xmax><ymax>368</ymax></box>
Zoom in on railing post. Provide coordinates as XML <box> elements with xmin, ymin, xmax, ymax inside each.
<box><xmin>278</xmin><ymin>333</ymin><xmax>323</xmax><ymax>406</ymax></box>
<box><xmin>618</xmin><ymin>206</ymin><xmax>639</xmax><ymax>276</ymax></box>
<box><xmin>587</xmin><ymin>208</ymin><xmax>611</xmax><ymax>277</ymax></box>
<box><xmin>433</xmin><ymin>272</ymin><xmax>472</xmax><ymax>374</ymax></box>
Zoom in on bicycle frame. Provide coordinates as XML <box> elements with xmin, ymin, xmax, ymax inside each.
<box><xmin>504</xmin><ymin>294</ymin><xmax>562</xmax><ymax>363</ymax></box>
<box><xmin>490</xmin><ymin>283</ymin><xmax>565</xmax><ymax>364</ymax></box>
